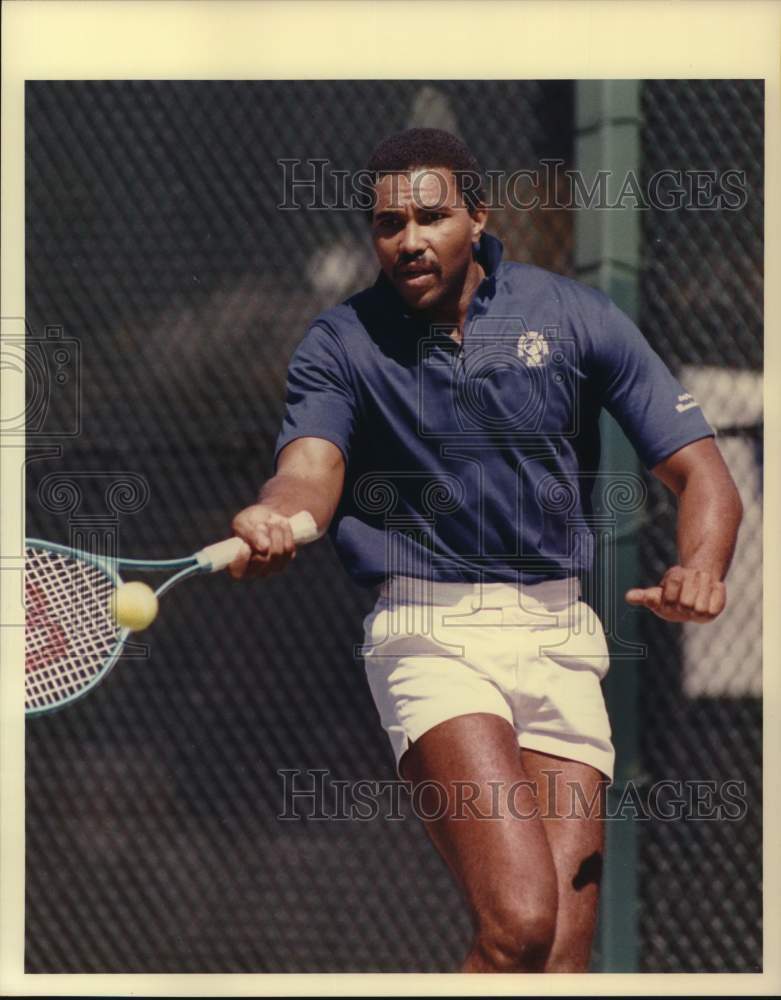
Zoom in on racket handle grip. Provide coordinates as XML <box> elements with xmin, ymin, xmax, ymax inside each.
<box><xmin>288</xmin><ymin>509</ymin><xmax>322</xmax><ymax>544</ymax></box>
<box><xmin>197</xmin><ymin>511</ymin><xmax>322</xmax><ymax>572</ymax></box>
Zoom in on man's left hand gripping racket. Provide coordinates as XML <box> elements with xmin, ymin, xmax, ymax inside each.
<box><xmin>24</xmin><ymin>511</ymin><xmax>319</xmax><ymax>717</ymax></box>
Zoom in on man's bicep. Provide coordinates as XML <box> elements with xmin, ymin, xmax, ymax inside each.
<box><xmin>276</xmin><ymin>437</ymin><xmax>346</xmax><ymax>502</ymax></box>
<box><xmin>277</xmin><ymin>436</ymin><xmax>345</xmax><ymax>478</ymax></box>
<box><xmin>650</xmin><ymin>437</ymin><xmax>736</xmax><ymax>497</ymax></box>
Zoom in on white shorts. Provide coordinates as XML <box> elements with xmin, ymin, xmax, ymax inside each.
<box><xmin>361</xmin><ymin>576</ymin><xmax>615</xmax><ymax>782</ymax></box>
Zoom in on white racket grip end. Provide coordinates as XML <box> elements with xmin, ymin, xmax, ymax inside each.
<box><xmin>197</xmin><ymin>511</ymin><xmax>322</xmax><ymax>572</ymax></box>
<box><xmin>288</xmin><ymin>510</ymin><xmax>322</xmax><ymax>544</ymax></box>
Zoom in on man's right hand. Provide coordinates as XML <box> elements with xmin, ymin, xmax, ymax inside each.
<box><xmin>228</xmin><ymin>437</ymin><xmax>345</xmax><ymax>580</ymax></box>
<box><xmin>229</xmin><ymin>504</ymin><xmax>297</xmax><ymax>580</ymax></box>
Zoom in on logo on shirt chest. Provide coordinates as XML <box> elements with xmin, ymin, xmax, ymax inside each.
<box><xmin>516</xmin><ymin>330</ymin><xmax>550</xmax><ymax>367</ymax></box>
<box><xmin>415</xmin><ymin>326</ymin><xmax>579</xmax><ymax>440</ymax></box>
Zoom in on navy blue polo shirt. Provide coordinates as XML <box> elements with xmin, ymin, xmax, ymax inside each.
<box><xmin>274</xmin><ymin>233</ymin><xmax>713</xmax><ymax>587</ymax></box>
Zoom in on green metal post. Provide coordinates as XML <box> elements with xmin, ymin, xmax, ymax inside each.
<box><xmin>574</xmin><ymin>80</ymin><xmax>643</xmax><ymax>973</ymax></box>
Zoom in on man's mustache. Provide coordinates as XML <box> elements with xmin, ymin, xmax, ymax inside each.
<box><xmin>394</xmin><ymin>257</ymin><xmax>441</xmax><ymax>277</ymax></box>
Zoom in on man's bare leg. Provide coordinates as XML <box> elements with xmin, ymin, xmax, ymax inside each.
<box><xmin>520</xmin><ymin>748</ymin><xmax>607</xmax><ymax>972</ymax></box>
<box><xmin>400</xmin><ymin>713</ymin><xmax>559</xmax><ymax>973</ymax></box>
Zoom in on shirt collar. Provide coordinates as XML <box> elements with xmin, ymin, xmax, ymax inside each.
<box><xmin>477</xmin><ymin>231</ymin><xmax>504</xmax><ymax>276</ymax></box>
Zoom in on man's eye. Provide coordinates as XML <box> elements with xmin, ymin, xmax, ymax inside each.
<box><xmin>424</xmin><ymin>212</ymin><xmax>445</xmax><ymax>223</ymax></box>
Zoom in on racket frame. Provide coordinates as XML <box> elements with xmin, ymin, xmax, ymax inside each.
<box><xmin>25</xmin><ymin>540</ymin><xmax>211</xmax><ymax>717</ymax></box>
<box><xmin>25</xmin><ymin>511</ymin><xmax>320</xmax><ymax>716</ymax></box>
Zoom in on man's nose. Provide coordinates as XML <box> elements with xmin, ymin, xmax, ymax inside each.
<box><xmin>398</xmin><ymin>220</ymin><xmax>425</xmax><ymax>256</ymax></box>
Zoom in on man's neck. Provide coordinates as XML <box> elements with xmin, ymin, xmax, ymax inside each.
<box><xmin>424</xmin><ymin>260</ymin><xmax>486</xmax><ymax>343</ymax></box>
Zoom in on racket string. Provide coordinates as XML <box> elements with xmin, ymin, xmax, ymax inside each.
<box><xmin>25</xmin><ymin>548</ymin><xmax>121</xmax><ymax>711</ymax></box>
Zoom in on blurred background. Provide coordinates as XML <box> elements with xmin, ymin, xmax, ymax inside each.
<box><xmin>24</xmin><ymin>80</ymin><xmax>762</xmax><ymax>973</ymax></box>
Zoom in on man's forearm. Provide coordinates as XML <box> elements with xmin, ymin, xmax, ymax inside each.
<box><xmin>258</xmin><ymin>471</ymin><xmax>339</xmax><ymax>536</ymax></box>
<box><xmin>627</xmin><ymin>438</ymin><xmax>742</xmax><ymax>622</ymax></box>
<box><xmin>675</xmin><ymin>466</ymin><xmax>743</xmax><ymax>580</ymax></box>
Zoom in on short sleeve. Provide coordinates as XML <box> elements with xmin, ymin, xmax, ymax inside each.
<box><xmin>273</xmin><ymin>324</ymin><xmax>357</xmax><ymax>470</ymax></box>
<box><xmin>591</xmin><ymin>298</ymin><xmax>715</xmax><ymax>469</ymax></box>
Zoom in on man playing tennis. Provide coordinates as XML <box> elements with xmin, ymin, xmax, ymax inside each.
<box><xmin>229</xmin><ymin>129</ymin><xmax>743</xmax><ymax>973</ymax></box>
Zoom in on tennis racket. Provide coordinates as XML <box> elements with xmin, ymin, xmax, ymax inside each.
<box><xmin>25</xmin><ymin>510</ymin><xmax>320</xmax><ymax>717</ymax></box>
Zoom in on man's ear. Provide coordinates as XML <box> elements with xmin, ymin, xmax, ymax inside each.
<box><xmin>470</xmin><ymin>206</ymin><xmax>487</xmax><ymax>244</ymax></box>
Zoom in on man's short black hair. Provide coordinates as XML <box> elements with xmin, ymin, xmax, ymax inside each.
<box><xmin>365</xmin><ymin>127</ymin><xmax>485</xmax><ymax>216</ymax></box>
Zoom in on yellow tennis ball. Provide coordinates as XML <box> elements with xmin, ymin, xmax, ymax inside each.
<box><xmin>111</xmin><ymin>581</ymin><xmax>159</xmax><ymax>631</ymax></box>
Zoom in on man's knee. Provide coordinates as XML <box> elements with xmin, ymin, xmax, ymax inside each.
<box><xmin>475</xmin><ymin>901</ymin><xmax>558</xmax><ymax>972</ymax></box>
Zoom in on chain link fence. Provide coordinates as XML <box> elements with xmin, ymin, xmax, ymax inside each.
<box><xmin>22</xmin><ymin>79</ymin><xmax>761</xmax><ymax>973</ymax></box>
<box><xmin>636</xmin><ymin>79</ymin><xmax>762</xmax><ymax>972</ymax></box>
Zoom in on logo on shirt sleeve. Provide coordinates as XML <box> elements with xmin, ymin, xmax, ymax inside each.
<box><xmin>675</xmin><ymin>392</ymin><xmax>701</xmax><ymax>413</ymax></box>
<box><xmin>516</xmin><ymin>330</ymin><xmax>550</xmax><ymax>367</ymax></box>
